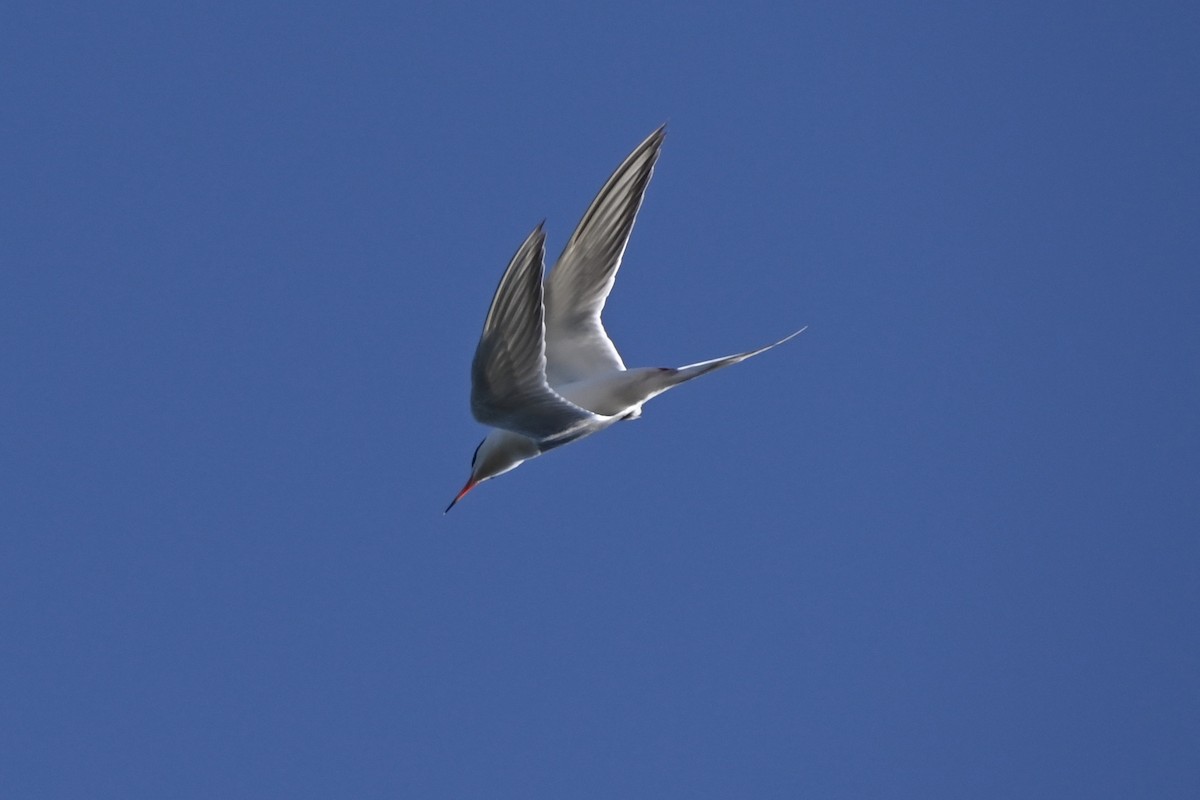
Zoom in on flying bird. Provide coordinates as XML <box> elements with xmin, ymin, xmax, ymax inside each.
<box><xmin>446</xmin><ymin>127</ymin><xmax>804</xmax><ymax>511</ymax></box>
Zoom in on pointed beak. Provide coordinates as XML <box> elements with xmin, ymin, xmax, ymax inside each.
<box><xmin>444</xmin><ymin>477</ymin><xmax>478</xmax><ymax>514</ymax></box>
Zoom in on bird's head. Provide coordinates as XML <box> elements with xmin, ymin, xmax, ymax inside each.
<box><xmin>444</xmin><ymin>430</ymin><xmax>539</xmax><ymax>512</ymax></box>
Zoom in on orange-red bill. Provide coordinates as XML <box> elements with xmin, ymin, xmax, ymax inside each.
<box><xmin>444</xmin><ymin>478</ymin><xmax>478</xmax><ymax>514</ymax></box>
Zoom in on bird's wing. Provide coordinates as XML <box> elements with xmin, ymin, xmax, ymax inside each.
<box><xmin>543</xmin><ymin>126</ymin><xmax>666</xmax><ymax>385</ymax></box>
<box><xmin>471</xmin><ymin>224</ymin><xmax>605</xmax><ymax>445</ymax></box>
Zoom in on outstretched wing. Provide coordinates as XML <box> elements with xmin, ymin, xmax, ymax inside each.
<box><xmin>543</xmin><ymin>126</ymin><xmax>666</xmax><ymax>385</ymax></box>
<box><xmin>471</xmin><ymin>224</ymin><xmax>604</xmax><ymax>444</ymax></box>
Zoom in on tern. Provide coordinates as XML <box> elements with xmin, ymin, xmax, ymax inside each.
<box><xmin>446</xmin><ymin>127</ymin><xmax>804</xmax><ymax>512</ymax></box>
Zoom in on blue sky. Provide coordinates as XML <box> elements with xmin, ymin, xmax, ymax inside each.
<box><xmin>3</xmin><ymin>2</ymin><xmax>1198</xmax><ymax>797</ymax></box>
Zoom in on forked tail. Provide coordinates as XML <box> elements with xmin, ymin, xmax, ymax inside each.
<box><xmin>668</xmin><ymin>326</ymin><xmax>807</xmax><ymax>385</ymax></box>
<box><xmin>563</xmin><ymin>327</ymin><xmax>807</xmax><ymax>421</ymax></box>
<box><xmin>624</xmin><ymin>326</ymin><xmax>807</xmax><ymax>409</ymax></box>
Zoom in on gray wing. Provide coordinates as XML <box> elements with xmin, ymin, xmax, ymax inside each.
<box><xmin>543</xmin><ymin>126</ymin><xmax>666</xmax><ymax>385</ymax></box>
<box><xmin>471</xmin><ymin>224</ymin><xmax>604</xmax><ymax>444</ymax></box>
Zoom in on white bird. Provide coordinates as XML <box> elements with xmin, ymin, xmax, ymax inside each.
<box><xmin>446</xmin><ymin>127</ymin><xmax>804</xmax><ymax>511</ymax></box>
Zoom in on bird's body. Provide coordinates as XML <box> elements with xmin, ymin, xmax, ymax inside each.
<box><xmin>446</xmin><ymin>127</ymin><xmax>804</xmax><ymax>511</ymax></box>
